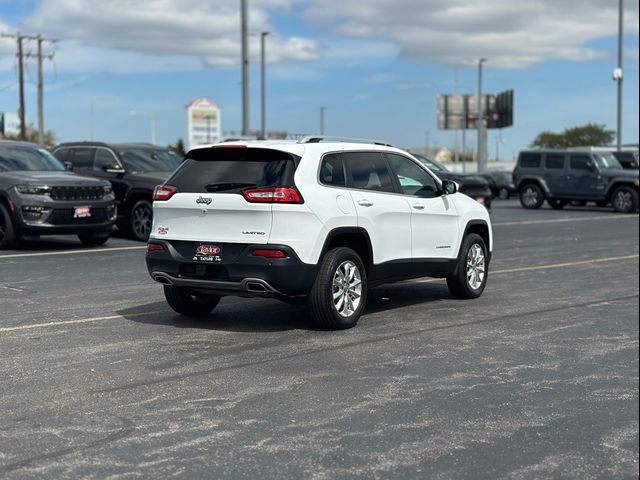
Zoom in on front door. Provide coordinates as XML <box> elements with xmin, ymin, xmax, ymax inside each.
<box><xmin>565</xmin><ymin>154</ymin><xmax>599</xmax><ymax>198</ymax></box>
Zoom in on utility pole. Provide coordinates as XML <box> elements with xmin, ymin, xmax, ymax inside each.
<box><xmin>615</xmin><ymin>0</ymin><xmax>624</xmax><ymax>150</ymax></box>
<box><xmin>2</xmin><ymin>33</ymin><xmax>27</xmax><ymax>140</ymax></box>
<box><xmin>28</xmin><ymin>35</ymin><xmax>57</xmax><ymax>146</ymax></box>
<box><xmin>240</xmin><ymin>0</ymin><xmax>249</xmax><ymax>136</ymax></box>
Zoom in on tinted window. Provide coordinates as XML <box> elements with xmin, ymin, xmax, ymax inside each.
<box><xmin>345</xmin><ymin>152</ymin><xmax>395</xmax><ymax>193</ymax></box>
<box><xmin>612</xmin><ymin>151</ymin><xmax>639</xmax><ymax>168</ymax></box>
<box><xmin>94</xmin><ymin>148</ymin><xmax>119</xmax><ymax>171</ymax></box>
<box><xmin>0</xmin><ymin>145</ymin><xmax>66</xmax><ymax>172</ymax></box>
<box><xmin>53</xmin><ymin>148</ymin><xmax>69</xmax><ymax>163</ymax></box>
<box><xmin>169</xmin><ymin>147</ymin><xmax>298</xmax><ymax>193</ymax></box>
<box><xmin>519</xmin><ymin>153</ymin><xmax>541</xmax><ymax>168</ymax></box>
<box><xmin>386</xmin><ymin>154</ymin><xmax>439</xmax><ymax>197</ymax></box>
<box><xmin>117</xmin><ymin>148</ymin><xmax>181</xmax><ymax>173</ymax></box>
<box><xmin>69</xmin><ymin>148</ymin><xmax>94</xmax><ymax>169</ymax></box>
<box><xmin>569</xmin><ymin>155</ymin><xmax>592</xmax><ymax>171</ymax></box>
<box><xmin>545</xmin><ymin>154</ymin><xmax>565</xmax><ymax>169</ymax></box>
<box><xmin>319</xmin><ymin>153</ymin><xmax>346</xmax><ymax>187</ymax></box>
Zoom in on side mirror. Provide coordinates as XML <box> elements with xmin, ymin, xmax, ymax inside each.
<box><xmin>103</xmin><ymin>164</ymin><xmax>125</xmax><ymax>174</ymax></box>
<box><xmin>442</xmin><ymin>180</ymin><xmax>458</xmax><ymax>195</ymax></box>
<box><xmin>64</xmin><ymin>161</ymin><xmax>73</xmax><ymax>171</ymax></box>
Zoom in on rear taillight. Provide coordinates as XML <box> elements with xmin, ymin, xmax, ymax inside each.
<box><xmin>242</xmin><ymin>187</ymin><xmax>303</xmax><ymax>204</ymax></box>
<box><xmin>147</xmin><ymin>242</ymin><xmax>165</xmax><ymax>252</ymax></box>
<box><xmin>153</xmin><ymin>185</ymin><xmax>177</xmax><ymax>201</ymax></box>
<box><xmin>252</xmin><ymin>249</ymin><xmax>288</xmax><ymax>258</ymax></box>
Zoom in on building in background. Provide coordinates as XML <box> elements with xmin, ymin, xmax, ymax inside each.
<box><xmin>185</xmin><ymin>97</ymin><xmax>221</xmax><ymax>151</ymax></box>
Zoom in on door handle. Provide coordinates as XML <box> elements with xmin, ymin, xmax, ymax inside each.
<box><xmin>357</xmin><ymin>199</ymin><xmax>374</xmax><ymax>207</ymax></box>
<box><xmin>412</xmin><ymin>203</ymin><xmax>425</xmax><ymax>210</ymax></box>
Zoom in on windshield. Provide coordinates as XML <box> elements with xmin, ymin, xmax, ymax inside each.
<box><xmin>0</xmin><ymin>145</ymin><xmax>66</xmax><ymax>172</ymax></box>
<box><xmin>117</xmin><ymin>148</ymin><xmax>182</xmax><ymax>173</ymax></box>
<box><xmin>412</xmin><ymin>153</ymin><xmax>448</xmax><ymax>173</ymax></box>
<box><xmin>594</xmin><ymin>153</ymin><xmax>623</xmax><ymax>169</ymax></box>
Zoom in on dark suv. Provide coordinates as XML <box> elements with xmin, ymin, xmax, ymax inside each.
<box><xmin>514</xmin><ymin>149</ymin><xmax>639</xmax><ymax>213</ymax></box>
<box><xmin>0</xmin><ymin>140</ymin><xmax>116</xmax><ymax>249</ymax></box>
<box><xmin>53</xmin><ymin>142</ymin><xmax>181</xmax><ymax>241</ymax></box>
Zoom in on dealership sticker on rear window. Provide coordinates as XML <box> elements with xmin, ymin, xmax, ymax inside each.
<box><xmin>74</xmin><ymin>206</ymin><xmax>91</xmax><ymax>218</ymax></box>
<box><xmin>193</xmin><ymin>244</ymin><xmax>222</xmax><ymax>262</ymax></box>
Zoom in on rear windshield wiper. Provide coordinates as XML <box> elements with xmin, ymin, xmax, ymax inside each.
<box><xmin>205</xmin><ymin>182</ymin><xmax>257</xmax><ymax>192</ymax></box>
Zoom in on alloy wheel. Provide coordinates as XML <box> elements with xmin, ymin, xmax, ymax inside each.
<box><xmin>614</xmin><ymin>190</ymin><xmax>632</xmax><ymax>212</ymax></box>
<box><xmin>332</xmin><ymin>260</ymin><xmax>362</xmax><ymax>318</ymax></box>
<box><xmin>466</xmin><ymin>244</ymin><xmax>486</xmax><ymax>290</ymax></box>
<box><xmin>132</xmin><ymin>204</ymin><xmax>152</xmax><ymax>239</ymax></box>
<box><xmin>522</xmin><ymin>187</ymin><xmax>539</xmax><ymax>207</ymax></box>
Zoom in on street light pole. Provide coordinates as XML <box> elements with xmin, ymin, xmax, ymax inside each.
<box><xmin>260</xmin><ymin>31</ymin><xmax>269</xmax><ymax>140</ymax></box>
<box><xmin>616</xmin><ymin>0</ymin><xmax>624</xmax><ymax>150</ymax></box>
<box><xmin>320</xmin><ymin>106</ymin><xmax>327</xmax><ymax>134</ymax></box>
<box><xmin>476</xmin><ymin>57</ymin><xmax>487</xmax><ymax>172</ymax></box>
<box><xmin>240</xmin><ymin>0</ymin><xmax>249</xmax><ymax>136</ymax></box>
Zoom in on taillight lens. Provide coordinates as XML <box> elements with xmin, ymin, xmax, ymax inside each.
<box><xmin>242</xmin><ymin>187</ymin><xmax>303</xmax><ymax>204</ymax></box>
<box><xmin>147</xmin><ymin>242</ymin><xmax>165</xmax><ymax>252</ymax></box>
<box><xmin>252</xmin><ymin>249</ymin><xmax>288</xmax><ymax>258</ymax></box>
<box><xmin>153</xmin><ymin>185</ymin><xmax>177</xmax><ymax>201</ymax></box>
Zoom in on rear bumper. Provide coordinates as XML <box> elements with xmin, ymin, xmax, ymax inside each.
<box><xmin>146</xmin><ymin>240</ymin><xmax>318</xmax><ymax>297</ymax></box>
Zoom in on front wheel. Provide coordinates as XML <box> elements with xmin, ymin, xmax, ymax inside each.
<box><xmin>129</xmin><ymin>199</ymin><xmax>153</xmax><ymax>241</ymax></box>
<box><xmin>611</xmin><ymin>186</ymin><xmax>638</xmax><ymax>213</ymax></box>
<box><xmin>447</xmin><ymin>234</ymin><xmax>488</xmax><ymax>299</ymax></box>
<box><xmin>498</xmin><ymin>187</ymin><xmax>510</xmax><ymax>200</ymax></box>
<box><xmin>78</xmin><ymin>232</ymin><xmax>110</xmax><ymax>246</ymax></box>
<box><xmin>163</xmin><ymin>285</ymin><xmax>221</xmax><ymax>316</ymax></box>
<box><xmin>308</xmin><ymin>247</ymin><xmax>367</xmax><ymax>330</ymax></box>
<box><xmin>0</xmin><ymin>203</ymin><xmax>17</xmax><ymax>249</ymax></box>
<box><xmin>519</xmin><ymin>184</ymin><xmax>544</xmax><ymax>209</ymax></box>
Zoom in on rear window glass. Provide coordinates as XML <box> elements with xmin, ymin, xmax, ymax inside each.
<box><xmin>319</xmin><ymin>153</ymin><xmax>346</xmax><ymax>187</ymax></box>
<box><xmin>169</xmin><ymin>147</ymin><xmax>298</xmax><ymax>193</ymax></box>
<box><xmin>519</xmin><ymin>153</ymin><xmax>541</xmax><ymax>168</ymax></box>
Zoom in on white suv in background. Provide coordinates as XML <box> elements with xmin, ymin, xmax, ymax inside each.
<box><xmin>146</xmin><ymin>136</ymin><xmax>493</xmax><ymax>329</ymax></box>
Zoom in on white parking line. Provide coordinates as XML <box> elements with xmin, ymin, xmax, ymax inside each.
<box><xmin>493</xmin><ymin>214</ymin><xmax>638</xmax><ymax>227</ymax></box>
<box><xmin>0</xmin><ymin>311</ymin><xmax>165</xmax><ymax>333</ymax></box>
<box><xmin>0</xmin><ymin>245</ymin><xmax>146</xmax><ymax>259</ymax></box>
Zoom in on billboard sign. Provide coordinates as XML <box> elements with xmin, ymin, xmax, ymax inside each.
<box><xmin>186</xmin><ymin>97</ymin><xmax>221</xmax><ymax>151</ymax></box>
<box><xmin>437</xmin><ymin>90</ymin><xmax>513</xmax><ymax>130</ymax></box>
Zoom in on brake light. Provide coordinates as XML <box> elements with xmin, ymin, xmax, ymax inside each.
<box><xmin>252</xmin><ymin>249</ymin><xmax>288</xmax><ymax>258</ymax></box>
<box><xmin>242</xmin><ymin>187</ymin><xmax>303</xmax><ymax>204</ymax></box>
<box><xmin>147</xmin><ymin>242</ymin><xmax>165</xmax><ymax>252</ymax></box>
<box><xmin>153</xmin><ymin>185</ymin><xmax>177</xmax><ymax>201</ymax></box>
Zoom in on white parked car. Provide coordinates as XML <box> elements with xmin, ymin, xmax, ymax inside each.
<box><xmin>146</xmin><ymin>136</ymin><xmax>493</xmax><ymax>329</ymax></box>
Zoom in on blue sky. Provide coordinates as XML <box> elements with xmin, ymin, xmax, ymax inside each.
<box><xmin>1</xmin><ymin>0</ymin><xmax>638</xmax><ymax>160</ymax></box>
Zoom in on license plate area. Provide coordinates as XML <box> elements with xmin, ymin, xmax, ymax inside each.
<box><xmin>74</xmin><ymin>206</ymin><xmax>91</xmax><ymax>218</ymax></box>
<box><xmin>193</xmin><ymin>243</ymin><xmax>223</xmax><ymax>262</ymax></box>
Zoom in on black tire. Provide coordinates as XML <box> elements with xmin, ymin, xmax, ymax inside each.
<box><xmin>447</xmin><ymin>233</ymin><xmax>488</xmax><ymax>299</ymax></box>
<box><xmin>129</xmin><ymin>199</ymin><xmax>153</xmax><ymax>241</ymax></box>
<box><xmin>547</xmin><ymin>198</ymin><xmax>567</xmax><ymax>210</ymax></box>
<box><xmin>611</xmin><ymin>186</ymin><xmax>638</xmax><ymax>214</ymax></box>
<box><xmin>498</xmin><ymin>187</ymin><xmax>510</xmax><ymax>200</ymax></box>
<box><xmin>0</xmin><ymin>203</ymin><xmax>17</xmax><ymax>249</ymax></box>
<box><xmin>519</xmin><ymin>183</ymin><xmax>544</xmax><ymax>209</ymax></box>
<box><xmin>78</xmin><ymin>232</ymin><xmax>110</xmax><ymax>246</ymax></box>
<box><xmin>308</xmin><ymin>247</ymin><xmax>367</xmax><ymax>330</ymax></box>
<box><xmin>163</xmin><ymin>285</ymin><xmax>221</xmax><ymax>316</ymax></box>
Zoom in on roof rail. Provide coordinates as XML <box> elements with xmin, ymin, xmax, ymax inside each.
<box><xmin>297</xmin><ymin>135</ymin><xmax>393</xmax><ymax>147</ymax></box>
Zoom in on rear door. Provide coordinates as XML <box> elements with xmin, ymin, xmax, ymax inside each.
<box><xmin>543</xmin><ymin>153</ymin><xmax>566</xmax><ymax>195</ymax></box>
<box><xmin>151</xmin><ymin>147</ymin><xmax>297</xmax><ymax>243</ymax></box>
<box><xmin>343</xmin><ymin>151</ymin><xmax>412</xmax><ymax>271</ymax></box>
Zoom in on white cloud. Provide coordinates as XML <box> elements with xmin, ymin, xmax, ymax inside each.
<box><xmin>18</xmin><ymin>0</ymin><xmax>319</xmax><ymax>71</ymax></box>
<box><xmin>302</xmin><ymin>0</ymin><xmax>640</xmax><ymax>68</ymax></box>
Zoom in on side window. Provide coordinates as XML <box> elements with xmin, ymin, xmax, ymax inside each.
<box><xmin>569</xmin><ymin>155</ymin><xmax>592</xmax><ymax>171</ymax></box>
<box><xmin>94</xmin><ymin>148</ymin><xmax>119</xmax><ymax>172</ymax></box>
<box><xmin>68</xmin><ymin>148</ymin><xmax>94</xmax><ymax>170</ymax></box>
<box><xmin>386</xmin><ymin>154</ymin><xmax>439</xmax><ymax>197</ymax></box>
<box><xmin>519</xmin><ymin>153</ymin><xmax>541</xmax><ymax>168</ymax></box>
<box><xmin>53</xmin><ymin>148</ymin><xmax>68</xmax><ymax>163</ymax></box>
<box><xmin>319</xmin><ymin>153</ymin><xmax>346</xmax><ymax>187</ymax></box>
<box><xmin>344</xmin><ymin>152</ymin><xmax>395</xmax><ymax>193</ymax></box>
<box><xmin>545</xmin><ymin>154</ymin><xmax>565</xmax><ymax>169</ymax></box>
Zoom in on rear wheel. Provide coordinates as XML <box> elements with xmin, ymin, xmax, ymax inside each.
<box><xmin>548</xmin><ymin>198</ymin><xmax>567</xmax><ymax>210</ymax></box>
<box><xmin>447</xmin><ymin>233</ymin><xmax>488</xmax><ymax>299</ymax></box>
<box><xmin>129</xmin><ymin>199</ymin><xmax>153</xmax><ymax>241</ymax></box>
<box><xmin>519</xmin><ymin>183</ymin><xmax>544</xmax><ymax>209</ymax></box>
<box><xmin>498</xmin><ymin>187</ymin><xmax>510</xmax><ymax>200</ymax></box>
<box><xmin>611</xmin><ymin>186</ymin><xmax>638</xmax><ymax>213</ymax></box>
<box><xmin>78</xmin><ymin>231</ymin><xmax>110</xmax><ymax>246</ymax></box>
<box><xmin>163</xmin><ymin>285</ymin><xmax>221</xmax><ymax>316</ymax></box>
<box><xmin>0</xmin><ymin>203</ymin><xmax>17</xmax><ymax>249</ymax></box>
<box><xmin>308</xmin><ymin>247</ymin><xmax>367</xmax><ymax>330</ymax></box>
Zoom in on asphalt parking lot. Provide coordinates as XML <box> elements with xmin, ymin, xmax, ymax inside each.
<box><xmin>0</xmin><ymin>199</ymin><xmax>638</xmax><ymax>479</ymax></box>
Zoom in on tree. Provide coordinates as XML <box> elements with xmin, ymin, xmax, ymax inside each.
<box><xmin>530</xmin><ymin>123</ymin><xmax>615</xmax><ymax>149</ymax></box>
<box><xmin>2</xmin><ymin>123</ymin><xmax>57</xmax><ymax>147</ymax></box>
<box><xmin>168</xmin><ymin>138</ymin><xmax>186</xmax><ymax>157</ymax></box>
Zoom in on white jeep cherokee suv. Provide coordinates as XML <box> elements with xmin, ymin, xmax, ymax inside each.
<box><xmin>146</xmin><ymin>136</ymin><xmax>492</xmax><ymax>329</ymax></box>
